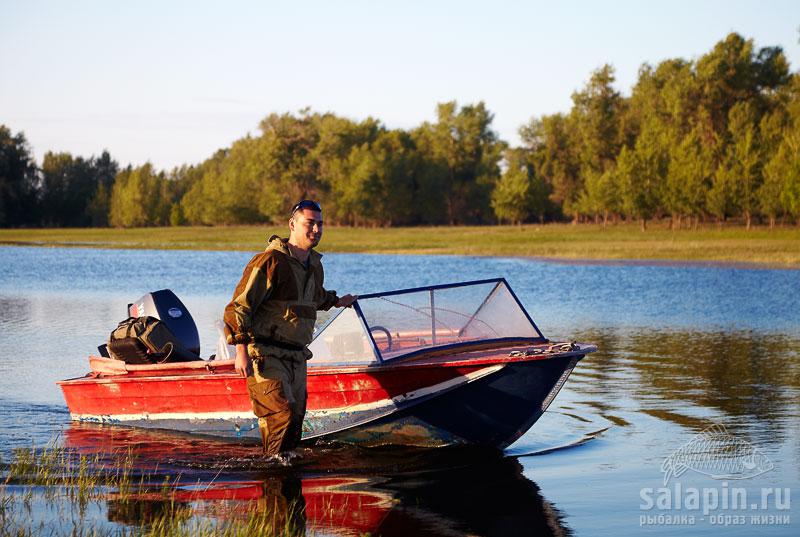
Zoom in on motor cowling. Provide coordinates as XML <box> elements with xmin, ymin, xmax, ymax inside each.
<box><xmin>128</xmin><ymin>289</ymin><xmax>201</xmax><ymax>357</ymax></box>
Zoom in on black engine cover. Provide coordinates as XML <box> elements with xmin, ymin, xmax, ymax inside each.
<box><xmin>128</xmin><ymin>289</ymin><xmax>201</xmax><ymax>357</ymax></box>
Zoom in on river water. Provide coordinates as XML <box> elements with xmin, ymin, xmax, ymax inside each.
<box><xmin>0</xmin><ymin>245</ymin><xmax>797</xmax><ymax>535</ymax></box>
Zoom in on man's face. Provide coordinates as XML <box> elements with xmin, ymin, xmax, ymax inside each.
<box><xmin>289</xmin><ymin>208</ymin><xmax>323</xmax><ymax>249</ymax></box>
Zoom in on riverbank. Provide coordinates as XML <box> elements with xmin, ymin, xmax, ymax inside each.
<box><xmin>1</xmin><ymin>223</ymin><xmax>799</xmax><ymax>267</ymax></box>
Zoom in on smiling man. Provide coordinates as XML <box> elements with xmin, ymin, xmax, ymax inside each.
<box><xmin>224</xmin><ymin>199</ymin><xmax>356</xmax><ymax>456</ymax></box>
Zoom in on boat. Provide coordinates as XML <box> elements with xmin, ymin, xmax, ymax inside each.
<box><xmin>58</xmin><ymin>278</ymin><xmax>596</xmax><ymax>448</ymax></box>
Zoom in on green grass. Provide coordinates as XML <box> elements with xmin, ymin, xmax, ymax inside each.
<box><xmin>0</xmin><ymin>444</ymin><xmax>309</xmax><ymax>537</ymax></box>
<box><xmin>1</xmin><ymin>222</ymin><xmax>799</xmax><ymax>267</ymax></box>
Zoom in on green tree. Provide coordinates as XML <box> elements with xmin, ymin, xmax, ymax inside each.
<box><xmin>413</xmin><ymin>101</ymin><xmax>504</xmax><ymax>224</ymax></box>
<box><xmin>87</xmin><ymin>151</ymin><xmax>118</xmax><ymax>227</ymax></box>
<box><xmin>577</xmin><ymin>167</ymin><xmax>618</xmax><ymax>226</ymax></box>
<box><xmin>761</xmin><ymin>144</ymin><xmax>789</xmax><ymax>228</ymax></box>
<box><xmin>780</xmin><ymin>143</ymin><xmax>800</xmax><ymax>224</ymax></box>
<box><xmin>777</xmin><ymin>78</ymin><xmax>800</xmax><ymax>224</ymax></box>
<box><xmin>257</xmin><ymin>110</ymin><xmax>326</xmax><ymax>218</ymax></box>
<box><xmin>38</xmin><ymin>150</ymin><xmax>118</xmax><ymax>227</ymax></box>
<box><xmin>328</xmin><ymin>129</ymin><xmax>417</xmax><ymax>226</ymax></box>
<box><xmin>667</xmin><ymin>126</ymin><xmax>714</xmax><ymax>228</ymax></box>
<box><xmin>180</xmin><ymin>149</ymin><xmax>231</xmax><ymax>225</ymax></box>
<box><xmin>567</xmin><ymin>65</ymin><xmax>626</xmax><ymax>223</ymax></box>
<box><xmin>617</xmin><ymin>128</ymin><xmax>665</xmax><ymax>230</ymax></box>
<box><xmin>520</xmin><ymin>113</ymin><xmax>580</xmax><ymax>220</ymax></box>
<box><xmin>628</xmin><ymin>59</ymin><xmax>704</xmax><ymax>228</ymax></box>
<box><xmin>571</xmin><ymin>64</ymin><xmax>625</xmax><ymax>175</ymax></box>
<box><xmin>726</xmin><ymin>102</ymin><xmax>762</xmax><ymax>228</ymax></box>
<box><xmin>87</xmin><ymin>182</ymin><xmax>110</xmax><ymax>227</ymax></box>
<box><xmin>109</xmin><ymin>163</ymin><xmax>170</xmax><ymax>227</ymax></box>
<box><xmin>696</xmin><ymin>33</ymin><xmax>789</xmax><ymax>135</ymax></box>
<box><xmin>707</xmin><ymin>165</ymin><xmax>733</xmax><ymax>224</ymax></box>
<box><xmin>0</xmin><ymin>126</ymin><xmax>38</xmax><ymax>227</ymax></box>
<box><xmin>491</xmin><ymin>149</ymin><xmax>532</xmax><ymax>225</ymax></box>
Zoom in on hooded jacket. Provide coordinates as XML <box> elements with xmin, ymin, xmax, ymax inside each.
<box><xmin>224</xmin><ymin>236</ymin><xmax>339</xmax><ymax>353</ymax></box>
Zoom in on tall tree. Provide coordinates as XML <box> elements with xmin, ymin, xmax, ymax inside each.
<box><xmin>86</xmin><ymin>151</ymin><xmax>119</xmax><ymax>227</ymax></box>
<box><xmin>109</xmin><ymin>163</ymin><xmax>170</xmax><ymax>227</ymax></box>
<box><xmin>39</xmin><ymin>152</ymin><xmax>118</xmax><ymax>227</ymax></box>
<box><xmin>695</xmin><ymin>33</ymin><xmax>789</xmax><ymax>136</ymax></box>
<box><xmin>328</xmin><ymin>129</ymin><xmax>417</xmax><ymax>226</ymax></box>
<box><xmin>413</xmin><ymin>101</ymin><xmax>504</xmax><ymax>224</ymax></box>
<box><xmin>520</xmin><ymin>113</ymin><xmax>580</xmax><ymax>220</ymax></box>
<box><xmin>0</xmin><ymin>126</ymin><xmax>38</xmax><ymax>227</ymax></box>
<box><xmin>725</xmin><ymin>102</ymin><xmax>762</xmax><ymax>228</ymax></box>
<box><xmin>667</xmin><ymin>126</ymin><xmax>714</xmax><ymax>228</ymax></box>
<box><xmin>776</xmin><ymin>76</ymin><xmax>800</xmax><ymax>224</ymax></box>
<box><xmin>577</xmin><ymin>167</ymin><xmax>618</xmax><ymax>226</ymax></box>
<box><xmin>571</xmin><ymin>64</ymin><xmax>625</xmax><ymax>175</ymax></box>
<box><xmin>617</xmin><ymin>127</ymin><xmax>666</xmax><ymax>230</ymax></box>
<box><xmin>491</xmin><ymin>149</ymin><xmax>533</xmax><ymax>225</ymax></box>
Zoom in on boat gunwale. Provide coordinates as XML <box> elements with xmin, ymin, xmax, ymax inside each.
<box><xmin>58</xmin><ymin>340</ymin><xmax>596</xmax><ymax>386</ymax></box>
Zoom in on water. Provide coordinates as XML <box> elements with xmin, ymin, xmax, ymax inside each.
<box><xmin>0</xmin><ymin>245</ymin><xmax>797</xmax><ymax>535</ymax></box>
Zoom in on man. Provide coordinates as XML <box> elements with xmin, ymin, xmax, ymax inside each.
<box><xmin>223</xmin><ymin>199</ymin><xmax>356</xmax><ymax>455</ymax></box>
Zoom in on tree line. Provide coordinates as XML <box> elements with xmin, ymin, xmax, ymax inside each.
<box><xmin>2</xmin><ymin>32</ymin><xmax>798</xmax><ymax>230</ymax></box>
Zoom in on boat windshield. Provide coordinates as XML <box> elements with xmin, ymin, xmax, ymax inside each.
<box><xmin>308</xmin><ymin>279</ymin><xmax>543</xmax><ymax>366</ymax></box>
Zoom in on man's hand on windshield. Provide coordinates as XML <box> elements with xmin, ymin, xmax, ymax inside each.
<box><xmin>337</xmin><ymin>294</ymin><xmax>357</xmax><ymax>308</ymax></box>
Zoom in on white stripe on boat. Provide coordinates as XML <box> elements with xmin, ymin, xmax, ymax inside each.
<box><xmin>71</xmin><ymin>364</ymin><xmax>505</xmax><ymax>429</ymax></box>
<box><xmin>309</xmin><ymin>364</ymin><xmax>505</xmax><ymax>416</ymax></box>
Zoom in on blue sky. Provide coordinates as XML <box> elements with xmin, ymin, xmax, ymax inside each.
<box><xmin>1</xmin><ymin>0</ymin><xmax>798</xmax><ymax>170</ymax></box>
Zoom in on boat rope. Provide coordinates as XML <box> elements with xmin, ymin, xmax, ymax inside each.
<box><xmin>509</xmin><ymin>342</ymin><xmax>579</xmax><ymax>357</ymax></box>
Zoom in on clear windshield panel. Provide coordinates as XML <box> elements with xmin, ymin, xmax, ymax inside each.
<box><xmin>308</xmin><ymin>307</ymin><xmax>379</xmax><ymax>365</ymax></box>
<box><xmin>356</xmin><ymin>280</ymin><xmax>542</xmax><ymax>360</ymax></box>
<box><xmin>459</xmin><ymin>283</ymin><xmax>540</xmax><ymax>341</ymax></box>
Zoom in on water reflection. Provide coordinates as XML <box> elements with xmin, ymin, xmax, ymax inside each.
<box><xmin>63</xmin><ymin>424</ymin><xmax>571</xmax><ymax>536</ymax></box>
<box><xmin>570</xmin><ymin>327</ymin><xmax>800</xmax><ymax>442</ymax></box>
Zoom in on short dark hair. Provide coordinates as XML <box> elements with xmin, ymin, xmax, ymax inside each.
<box><xmin>290</xmin><ymin>199</ymin><xmax>322</xmax><ymax>217</ymax></box>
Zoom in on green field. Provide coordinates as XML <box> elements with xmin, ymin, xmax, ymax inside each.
<box><xmin>1</xmin><ymin>223</ymin><xmax>799</xmax><ymax>268</ymax></box>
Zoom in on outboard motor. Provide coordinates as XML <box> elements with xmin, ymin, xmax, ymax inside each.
<box><xmin>128</xmin><ymin>289</ymin><xmax>201</xmax><ymax>357</ymax></box>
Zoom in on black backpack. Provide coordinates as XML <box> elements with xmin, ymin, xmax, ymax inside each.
<box><xmin>107</xmin><ymin>316</ymin><xmax>200</xmax><ymax>364</ymax></box>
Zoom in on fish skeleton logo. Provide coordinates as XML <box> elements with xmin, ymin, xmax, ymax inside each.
<box><xmin>661</xmin><ymin>424</ymin><xmax>773</xmax><ymax>485</ymax></box>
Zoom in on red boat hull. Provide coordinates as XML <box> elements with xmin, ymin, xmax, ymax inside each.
<box><xmin>59</xmin><ymin>342</ymin><xmax>591</xmax><ymax>448</ymax></box>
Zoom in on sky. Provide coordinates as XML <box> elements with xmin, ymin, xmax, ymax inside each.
<box><xmin>1</xmin><ymin>0</ymin><xmax>798</xmax><ymax>170</ymax></box>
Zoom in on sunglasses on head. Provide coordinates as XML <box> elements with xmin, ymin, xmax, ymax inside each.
<box><xmin>291</xmin><ymin>200</ymin><xmax>322</xmax><ymax>216</ymax></box>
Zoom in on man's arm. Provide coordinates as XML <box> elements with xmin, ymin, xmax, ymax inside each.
<box><xmin>224</xmin><ymin>253</ymin><xmax>275</xmax><ymax>377</ymax></box>
<box><xmin>234</xmin><ymin>344</ymin><xmax>251</xmax><ymax>378</ymax></box>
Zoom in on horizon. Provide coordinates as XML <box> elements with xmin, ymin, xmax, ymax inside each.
<box><xmin>1</xmin><ymin>0</ymin><xmax>798</xmax><ymax>171</ymax></box>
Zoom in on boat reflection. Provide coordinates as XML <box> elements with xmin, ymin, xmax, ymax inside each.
<box><xmin>64</xmin><ymin>423</ymin><xmax>571</xmax><ymax>536</ymax></box>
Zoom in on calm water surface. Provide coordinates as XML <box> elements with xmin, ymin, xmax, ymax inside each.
<box><xmin>0</xmin><ymin>246</ymin><xmax>798</xmax><ymax>535</ymax></box>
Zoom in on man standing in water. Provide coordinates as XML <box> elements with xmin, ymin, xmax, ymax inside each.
<box><xmin>224</xmin><ymin>199</ymin><xmax>356</xmax><ymax>456</ymax></box>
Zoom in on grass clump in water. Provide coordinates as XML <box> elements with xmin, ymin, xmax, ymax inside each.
<box><xmin>0</xmin><ymin>443</ymin><xmax>311</xmax><ymax>536</ymax></box>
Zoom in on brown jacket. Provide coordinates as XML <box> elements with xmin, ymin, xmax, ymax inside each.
<box><xmin>224</xmin><ymin>236</ymin><xmax>339</xmax><ymax>352</ymax></box>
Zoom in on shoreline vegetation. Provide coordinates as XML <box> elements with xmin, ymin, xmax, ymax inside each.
<box><xmin>1</xmin><ymin>223</ymin><xmax>798</xmax><ymax>268</ymax></box>
<box><xmin>2</xmin><ymin>33</ymin><xmax>800</xmax><ymax>236</ymax></box>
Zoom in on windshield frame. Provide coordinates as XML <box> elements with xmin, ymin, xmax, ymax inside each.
<box><xmin>311</xmin><ymin>278</ymin><xmax>546</xmax><ymax>365</ymax></box>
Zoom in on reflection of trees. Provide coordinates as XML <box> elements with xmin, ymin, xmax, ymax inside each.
<box><xmin>560</xmin><ymin>329</ymin><xmax>627</xmax><ymax>409</ymax></box>
<box><xmin>571</xmin><ymin>327</ymin><xmax>800</xmax><ymax>440</ymax></box>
